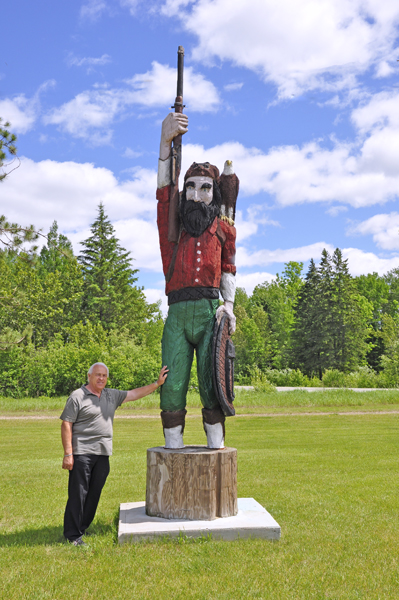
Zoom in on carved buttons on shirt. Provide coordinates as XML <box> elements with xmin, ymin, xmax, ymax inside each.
<box><xmin>197</xmin><ymin>258</ymin><xmax>201</xmax><ymax>262</ymax></box>
<box><xmin>196</xmin><ymin>267</ymin><xmax>200</xmax><ymax>271</ymax></box>
<box><xmin>197</xmin><ymin>242</ymin><xmax>200</xmax><ymax>246</ymax></box>
<box><xmin>197</xmin><ymin>250</ymin><xmax>201</xmax><ymax>254</ymax></box>
<box><xmin>195</xmin><ymin>279</ymin><xmax>199</xmax><ymax>282</ymax></box>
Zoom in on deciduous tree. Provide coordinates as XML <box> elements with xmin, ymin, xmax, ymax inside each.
<box><xmin>250</xmin><ymin>262</ymin><xmax>304</xmax><ymax>368</ymax></box>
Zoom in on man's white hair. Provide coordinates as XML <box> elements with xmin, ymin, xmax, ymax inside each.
<box><xmin>88</xmin><ymin>362</ymin><xmax>109</xmax><ymax>377</ymax></box>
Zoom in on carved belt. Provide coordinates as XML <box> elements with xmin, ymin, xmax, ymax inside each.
<box><xmin>167</xmin><ymin>286</ymin><xmax>219</xmax><ymax>305</ymax></box>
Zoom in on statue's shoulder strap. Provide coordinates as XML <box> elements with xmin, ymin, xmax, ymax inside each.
<box><xmin>215</xmin><ymin>220</ymin><xmax>226</xmax><ymax>247</ymax></box>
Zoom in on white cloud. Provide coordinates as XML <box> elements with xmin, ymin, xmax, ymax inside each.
<box><xmin>236</xmin><ymin>271</ymin><xmax>275</xmax><ymax>294</ymax></box>
<box><xmin>125</xmin><ymin>61</ymin><xmax>220</xmax><ymax>112</ymax></box>
<box><xmin>43</xmin><ymin>62</ymin><xmax>220</xmax><ymax>143</ymax></box>
<box><xmin>235</xmin><ymin>210</ymin><xmax>258</xmax><ymax>242</ymax></box>
<box><xmin>160</xmin><ymin>0</ymin><xmax>191</xmax><ymax>14</ymax></box>
<box><xmin>375</xmin><ymin>60</ymin><xmax>394</xmax><ymax>78</ymax></box>
<box><xmin>237</xmin><ymin>242</ymin><xmax>335</xmax><ymax>268</ymax></box>
<box><xmin>326</xmin><ymin>206</ymin><xmax>348</xmax><ymax>217</ymax></box>
<box><xmin>43</xmin><ymin>89</ymin><xmax>121</xmax><ymax>144</ymax></box>
<box><xmin>349</xmin><ymin>213</ymin><xmax>399</xmax><ymax>250</ymax></box>
<box><xmin>160</xmin><ymin>0</ymin><xmax>399</xmax><ymax>98</ymax></box>
<box><xmin>351</xmin><ymin>90</ymin><xmax>399</xmax><ymax>133</ymax></box>
<box><xmin>143</xmin><ymin>288</ymin><xmax>168</xmax><ymax>314</ymax></box>
<box><xmin>224</xmin><ymin>83</ymin><xmax>243</xmax><ymax>92</ymax></box>
<box><xmin>1</xmin><ymin>156</ymin><xmax>157</xmax><ymax>239</ymax></box>
<box><xmin>123</xmin><ymin>147</ymin><xmax>143</xmax><ymax>159</ymax></box>
<box><xmin>178</xmin><ymin>86</ymin><xmax>399</xmax><ymax>208</ymax></box>
<box><xmin>120</xmin><ymin>0</ymin><xmax>141</xmax><ymax>15</ymax></box>
<box><xmin>66</xmin><ymin>54</ymin><xmax>111</xmax><ymax>68</ymax></box>
<box><xmin>1</xmin><ymin>155</ymin><xmax>166</xmax><ymax>276</ymax></box>
<box><xmin>80</xmin><ymin>0</ymin><xmax>108</xmax><ymax>20</ymax></box>
<box><xmin>181</xmin><ymin>140</ymin><xmax>369</xmax><ymax>207</ymax></box>
<box><xmin>1</xmin><ymin>88</ymin><xmax>48</xmax><ymax>135</ymax></box>
<box><xmin>41</xmin><ymin>89</ymin><xmax>399</xmax><ymax>224</ymax></box>
<box><xmin>236</xmin><ymin>243</ymin><xmax>399</xmax><ymax>279</ymax></box>
<box><xmin>0</xmin><ymin>96</ymin><xmax>37</xmax><ymax>134</ymax></box>
<box><xmin>113</xmin><ymin>218</ymin><xmax>162</xmax><ymax>271</ymax></box>
<box><xmin>0</xmin><ymin>80</ymin><xmax>55</xmax><ymax>134</ymax></box>
<box><xmin>342</xmin><ymin>248</ymin><xmax>399</xmax><ymax>276</ymax></box>
<box><xmin>235</xmin><ymin>207</ymin><xmax>280</xmax><ymax>243</ymax></box>
<box><xmin>4</xmin><ymin>153</ymin><xmax>399</xmax><ymax>293</ymax></box>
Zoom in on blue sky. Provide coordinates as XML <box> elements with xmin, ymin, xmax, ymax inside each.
<box><xmin>2</xmin><ymin>0</ymin><xmax>399</xmax><ymax>311</ymax></box>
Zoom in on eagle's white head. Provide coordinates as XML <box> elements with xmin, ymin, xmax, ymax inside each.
<box><xmin>222</xmin><ymin>160</ymin><xmax>234</xmax><ymax>176</ymax></box>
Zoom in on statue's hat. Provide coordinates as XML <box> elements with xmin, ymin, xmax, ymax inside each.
<box><xmin>184</xmin><ymin>162</ymin><xmax>220</xmax><ymax>182</ymax></box>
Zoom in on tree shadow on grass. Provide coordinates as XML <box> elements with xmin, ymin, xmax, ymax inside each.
<box><xmin>0</xmin><ymin>516</ymin><xmax>118</xmax><ymax>547</ymax></box>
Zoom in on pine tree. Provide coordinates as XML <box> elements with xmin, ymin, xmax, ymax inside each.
<box><xmin>79</xmin><ymin>203</ymin><xmax>150</xmax><ymax>334</ymax></box>
<box><xmin>0</xmin><ymin>118</ymin><xmax>18</xmax><ymax>181</ymax></box>
<box><xmin>291</xmin><ymin>249</ymin><xmax>372</xmax><ymax>377</ymax></box>
<box><xmin>316</xmin><ymin>248</ymin><xmax>336</xmax><ymax>372</ymax></box>
<box><xmin>329</xmin><ymin>248</ymin><xmax>372</xmax><ymax>372</ymax></box>
<box><xmin>40</xmin><ymin>221</ymin><xmax>73</xmax><ymax>274</ymax></box>
<box><xmin>291</xmin><ymin>258</ymin><xmax>325</xmax><ymax>377</ymax></box>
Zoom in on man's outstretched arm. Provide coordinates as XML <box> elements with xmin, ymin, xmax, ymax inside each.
<box><xmin>123</xmin><ymin>366</ymin><xmax>169</xmax><ymax>403</ymax></box>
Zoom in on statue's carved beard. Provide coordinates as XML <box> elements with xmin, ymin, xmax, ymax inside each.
<box><xmin>180</xmin><ymin>200</ymin><xmax>219</xmax><ymax>237</ymax></box>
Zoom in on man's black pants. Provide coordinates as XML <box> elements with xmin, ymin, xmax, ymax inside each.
<box><xmin>64</xmin><ymin>454</ymin><xmax>110</xmax><ymax>542</ymax></box>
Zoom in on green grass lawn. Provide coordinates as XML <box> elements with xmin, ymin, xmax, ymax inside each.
<box><xmin>1</xmin><ymin>399</ymin><xmax>399</xmax><ymax>599</ymax></box>
<box><xmin>2</xmin><ymin>387</ymin><xmax>399</xmax><ymax>416</ymax></box>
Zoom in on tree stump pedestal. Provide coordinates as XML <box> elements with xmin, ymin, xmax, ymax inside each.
<box><xmin>146</xmin><ymin>446</ymin><xmax>238</xmax><ymax>520</ymax></box>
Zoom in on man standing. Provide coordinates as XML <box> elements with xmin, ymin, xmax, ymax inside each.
<box><xmin>61</xmin><ymin>362</ymin><xmax>168</xmax><ymax>546</ymax></box>
<box><xmin>157</xmin><ymin>113</ymin><xmax>238</xmax><ymax>450</ymax></box>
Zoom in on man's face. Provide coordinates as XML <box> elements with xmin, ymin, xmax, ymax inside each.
<box><xmin>88</xmin><ymin>366</ymin><xmax>108</xmax><ymax>392</ymax></box>
<box><xmin>185</xmin><ymin>176</ymin><xmax>213</xmax><ymax>205</ymax></box>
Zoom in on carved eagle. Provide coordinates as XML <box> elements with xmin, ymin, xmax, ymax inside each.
<box><xmin>219</xmin><ymin>160</ymin><xmax>239</xmax><ymax>225</ymax></box>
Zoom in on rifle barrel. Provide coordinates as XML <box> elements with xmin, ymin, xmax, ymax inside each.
<box><xmin>176</xmin><ymin>46</ymin><xmax>184</xmax><ymax>101</ymax></box>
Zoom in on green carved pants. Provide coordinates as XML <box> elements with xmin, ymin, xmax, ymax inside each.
<box><xmin>160</xmin><ymin>298</ymin><xmax>220</xmax><ymax>412</ymax></box>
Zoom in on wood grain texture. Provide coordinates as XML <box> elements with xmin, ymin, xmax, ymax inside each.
<box><xmin>146</xmin><ymin>446</ymin><xmax>238</xmax><ymax>520</ymax></box>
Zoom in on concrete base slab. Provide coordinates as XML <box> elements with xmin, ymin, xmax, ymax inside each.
<box><xmin>118</xmin><ymin>498</ymin><xmax>281</xmax><ymax>543</ymax></box>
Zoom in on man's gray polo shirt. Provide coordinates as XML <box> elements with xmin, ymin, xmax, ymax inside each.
<box><xmin>60</xmin><ymin>386</ymin><xmax>127</xmax><ymax>456</ymax></box>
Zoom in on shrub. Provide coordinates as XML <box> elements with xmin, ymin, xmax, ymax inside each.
<box><xmin>0</xmin><ymin>323</ymin><xmax>162</xmax><ymax>397</ymax></box>
<box><xmin>322</xmin><ymin>369</ymin><xmax>347</xmax><ymax>388</ymax></box>
<box><xmin>263</xmin><ymin>368</ymin><xmax>312</xmax><ymax>387</ymax></box>
<box><xmin>344</xmin><ymin>366</ymin><xmax>382</xmax><ymax>388</ymax></box>
<box><xmin>249</xmin><ymin>366</ymin><xmax>276</xmax><ymax>393</ymax></box>
<box><xmin>322</xmin><ymin>367</ymin><xmax>383</xmax><ymax>388</ymax></box>
<box><xmin>378</xmin><ymin>354</ymin><xmax>399</xmax><ymax>388</ymax></box>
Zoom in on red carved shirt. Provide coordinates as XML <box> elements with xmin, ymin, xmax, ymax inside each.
<box><xmin>157</xmin><ymin>185</ymin><xmax>236</xmax><ymax>297</ymax></box>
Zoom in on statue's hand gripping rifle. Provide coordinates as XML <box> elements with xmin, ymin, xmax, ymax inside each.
<box><xmin>168</xmin><ymin>46</ymin><xmax>185</xmax><ymax>244</ymax></box>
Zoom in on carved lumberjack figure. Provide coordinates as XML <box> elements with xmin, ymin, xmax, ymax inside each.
<box><xmin>157</xmin><ymin>111</ymin><xmax>239</xmax><ymax>449</ymax></box>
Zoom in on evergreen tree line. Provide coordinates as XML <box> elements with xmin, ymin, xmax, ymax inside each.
<box><xmin>233</xmin><ymin>249</ymin><xmax>399</xmax><ymax>388</ymax></box>
<box><xmin>2</xmin><ymin>203</ymin><xmax>399</xmax><ymax>396</ymax></box>
<box><xmin>0</xmin><ymin>204</ymin><xmax>163</xmax><ymax>396</ymax></box>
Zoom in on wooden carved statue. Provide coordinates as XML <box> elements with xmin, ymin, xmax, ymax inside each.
<box><xmin>156</xmin><ymin>48</ymin><xmax>239</xmax><ymax>450</ymax></box>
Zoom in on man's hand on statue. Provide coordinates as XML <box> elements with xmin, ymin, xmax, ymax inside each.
<box><xmin>157</xmin><ymin>365</ymin><xmax>169</xmax><ymax>387</ymax></box>
<box><xmin>216</xmin><ymin>301</ymin><xmax>236</xmax><ymax>334</ymax></box>
<box><xmin>160</xmin><ymin>113</ymin><xmax>188</xmax><ymax>160</ymax></box>
<box><xmin>62</xmin><ymin>455</ymin><xmax>74</xmax><ymax>471</ymax></box>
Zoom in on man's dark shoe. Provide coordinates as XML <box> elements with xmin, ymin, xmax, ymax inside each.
<box><xmin>72</xmin><ymin>538</ymin><xmax>87</xmax><ymax>547</ymax></box>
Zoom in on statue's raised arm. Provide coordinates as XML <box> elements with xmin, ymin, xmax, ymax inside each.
<box><xmin>159</xmin><ymin>113</ymin><xmax>188</xmax><ymax>162</ymax></box>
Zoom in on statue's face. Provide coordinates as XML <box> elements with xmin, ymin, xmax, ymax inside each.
<box><xmin>185</xmin><ymin>176</ymin><xmax>213</xmax><ymax>205</ymax></box>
